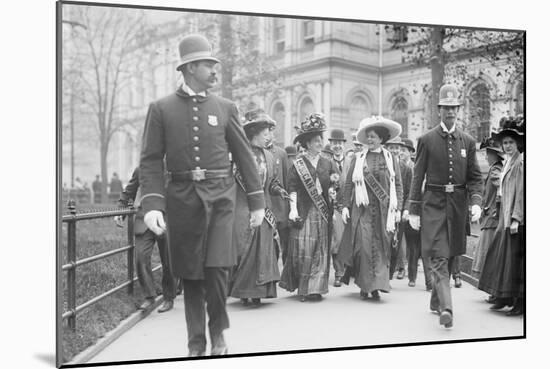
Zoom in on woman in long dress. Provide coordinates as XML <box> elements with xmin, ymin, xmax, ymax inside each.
<box><xmin>472</xmin><ymin>135</ymin><xmax>504</xmax><ymax>291</ymax></box>
<box><xmin>279</xmin><ymin>113</ymin><xmax>338</xmax><ymax>302</ymax></box>
<box><xmin>338</xmin><ymin>116</ymin><xmax>403</xmax><ymax>300</ymax></box>
<box><xmin>229</xmin><ymin>108</ymin><xmax>288</xmax><ymax>306</ymax></box>
<box><xmin>478</xmin><ymin>117</ymin><xmax>524</xmax><ymax>316</ymax></box>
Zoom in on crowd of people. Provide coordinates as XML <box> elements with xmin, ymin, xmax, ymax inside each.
<box><xmin>63</xmin><ymin>172</ymin><xmax>126</xmax><ymax>204</ymax></box>
<box><xmin>114</xmin><ymin>33</ymin><xmax>525</xmax><ymax>357</ymax></box>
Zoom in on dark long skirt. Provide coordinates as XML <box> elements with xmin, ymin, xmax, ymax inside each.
<box><xmin>229</xmin><ymin>220</ymin><xmax>279</xmax><ymax>299</ymax></box>
<box><xmin>472</xmin><ymin>227</ymin><xmax>496</xmax><ymax>279</ymax></box>
<box><xmin>347</xmin><ymin>203</ymin><xmax>391</xmax><ymax>294</ymax></box>
<box><xmin>478</xmin><ymin>226</ymin><xmax>525</xmax><ymax>299</ymax></box>
<box><xmin>279</xmin><ymin>207</ymin><xmax>330</xmax><ymax>296</ymax></box>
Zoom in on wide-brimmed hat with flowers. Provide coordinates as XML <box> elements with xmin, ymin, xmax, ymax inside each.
<box><xmin>356</xmin><ymin>116</ymin><xmax>402</xmax><ymax>145</ymax></box>
<box><xmin>495</xmin><ymin>115</ymin><xmax>525</xmax><ymax>143</ymax></box>
<box><xmin>293</xmin><ymin>113</ymin><xmax>327</xmax><ymax>144</ymax></box>
<box><xmin>242</xmin><ymin>107</ymin><xmax>276</xmax><ymax>133</ymax></box>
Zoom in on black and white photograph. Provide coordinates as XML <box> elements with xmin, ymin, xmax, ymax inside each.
<box><xmin>6</xmin><ymin>0</ymin><xmax>543</xmax><ymax>368</ymax></box>
<box><xmin>53</xmin><ymin>0</ymin><xmax>529</xmax><ymax>366</ymax></box>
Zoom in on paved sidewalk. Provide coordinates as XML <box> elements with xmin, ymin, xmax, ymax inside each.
<box><xmin>89</xmin><ymin>273</ymin><xmax>523</xmax><ymax>364</ymax></box>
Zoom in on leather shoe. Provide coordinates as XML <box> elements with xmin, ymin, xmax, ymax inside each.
<box><xmin>251</xmin><ymin>298</ymin><xmax>261</xmax><ymax>306</ymax></box>
<box><xmin>334</xmin><ymin>276</ymin><xmax>342</xmax><ymax>287</ymax></box>
<box><xmin>188</xmin><ymin>349</ymin><xmax>205</xmax><ymax>357</ymax></box>
<box><xmin>396</xmin><ymin>269</ymin><xmax>405</xmax><ymax>280</ymax></box>
<box><xmin>454</xmin><ymin>276</ymin><xmax>462</xmax><ymax>288</ymax></box>
<box><xmin>426</xmin><ymin>283</ymin><xmax>433</xmax><ymax>291</ymax></box>
<box><xmin>360</xmin><ymin>290</ymin><xmax>368</xmax><ymax>300</ymax></box>
<box><xmin>430</xmin><ymin>303</ymin><xmax>440</xmax><ymax>314</ymax></box>
<box><xmin>506</xmin><ymin>305</ymin><xmax>523</xmax><ymax>316</ymax></box>
<box><xmin>408</xmin><ymin>280</ymin><xmax>416</xmax><ymax>287</ymax></box>
<box><xmin>439</xmin><ymin>310</ymin><xmax>453</xmax><ymax>328</ymax></box>
<box><xmin>157</xmin><ymin>299</ymin><xmax>173</xmax><ymax>313</ymax></box>
<box><xmin>485</xmin><ymin>295</ymin><xmax>497</xmax><ymax>304</ymax></box>
<box><xmin>138</xmin><ymin>297</ymin><xmax>155</xmax><ymax>310</ymax></box>
<box><xmin>490</xmin><ymin>299</ymin><xmax>512</xmax><ymax>310</ymax></box>
<box><xmin>371</xmin><ymin>290</ymin><xmax>380</xmax><ymax>300</ymax></box>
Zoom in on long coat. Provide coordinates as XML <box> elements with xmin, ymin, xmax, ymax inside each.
<box><xmin>139</xmin><ymin>88</ymin><xmax>265</xmax><ymax>280</ymax></box>
<box><xmin>499</xmin><ymin>152</ymin><xmax>524</xmax><ymax>228</ymax></box>
<box><xmin>267</xmin><ymin>144</ymin><xmax>289</xmax><ymax>227</ymax></box>
<box><xmin>480</xmin><ymin>162</ymin><xmax>503</xmax><ymax>230</ymax></box>
<box><xmin>231</xmin><ymin>147</ymin><xmax>282</xmax><ymax>296</ymax></box>
<box><xmin>408</xmin><ymin>125</ymin><xmax>483</xmax><ymax>258</ymax></box>
<box><xmin>118</xmin><ymin>167</ymin><xmax>147</xmax><ymax>235</ymax></box>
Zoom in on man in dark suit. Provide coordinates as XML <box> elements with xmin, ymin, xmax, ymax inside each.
<box><xmin>408</xmin><ymin>84</ymin><xmax>483</xmax><ymax>328</ymax></box>
<box><xmin>115</xmin><ymin>167</ymin><xmax>176</xmax><ymax>313</ymax></box>
<box><xmin>139</xmin><ymin>34</ymin><xmax>265</xmax><ymax>357</ymax></box>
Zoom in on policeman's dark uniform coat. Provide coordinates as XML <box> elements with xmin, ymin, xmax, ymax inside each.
<box><xmin>139</xmin><ymin>88</ymin><xmax>265</xmax><ymax>280</ymax></box>
<box><xmin>408</xmin><ymin>126</ymin><xmax>483</xmax><ymax>259</ymax></box>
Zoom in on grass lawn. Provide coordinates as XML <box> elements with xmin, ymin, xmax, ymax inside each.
<box><xmin>59</xmin><ymin>208</ymin><xmax>163</xmax><ymax>363</ymax></box>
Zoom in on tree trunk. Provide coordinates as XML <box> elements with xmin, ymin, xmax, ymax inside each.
<box><xmin>429</xmin><ymin>26</ymin><xmax>446</xmax><ymax>128</ymax></box>
<box><xmin>100</xmin><ymin>141</ymin><xmax>109</xmax><ymax>204</ymax></box>
<box><xmin>219</xmin><ymin>15</ymin><xmax>234</xmax><ymax>100</ymax></box>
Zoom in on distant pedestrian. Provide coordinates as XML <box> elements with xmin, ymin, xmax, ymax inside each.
<box><xmin>109</xmin><ymin>172</ymin><xmax>123</xmax><ymax>201</ymax></box>
<box><xmin>338</xmin><ymin>116</ymin><xmax>403</xmax><ymax>301</ymax></box>
<box><xmin>478</xmin><ymin>116</ymin><xmax>524</xmax><ymax>316</ymax></box>
<box><xmin>280</xmin><ymin>113</ymin><xmax>338</xmax><ymax>302</ymax></box>
<box><xmin>92</xmin><ymin>174</ymin><xmax>102</xmax><ymax>203</ymax></box>
<box><xmin>407</xmin><ymin>84</ymin><xmax>483</xmax><ymax>328</ymax></box>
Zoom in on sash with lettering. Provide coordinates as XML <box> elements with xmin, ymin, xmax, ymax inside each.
<box><xmin>293</xmin><ymin>157</ymin><xmax>330</xmax><ymax>223</ymax></box>
<box><xmin>363</xmin><ymin>169</ymin><xmax>390</xmax><ymax>207</ymax></box>
<box><xmin>234</xmin><ymin>167</ymin><xmax>277</xmax><ymax>229</ymax></box>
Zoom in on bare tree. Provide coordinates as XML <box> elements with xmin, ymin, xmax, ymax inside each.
<box><xmin>63</xmin><ymin>5</ymin><xmax>150</xmax><ymax>202</ymax></box>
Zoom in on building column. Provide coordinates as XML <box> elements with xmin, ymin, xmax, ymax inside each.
<box><xmin>323</xmin><ymin>81</ymin><xmax>331</xmax><ymax>131</ymax></box>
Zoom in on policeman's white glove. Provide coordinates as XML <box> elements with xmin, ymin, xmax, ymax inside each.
<box><xmin>402</xmin><ymin>210</ymin><xmax>410</xmax><ymax>221</ymax></box>
<box><xmin>250</xmin><ymin>208</ymin><xmax>265</xmax><ymax>228</ymax></box>
<box><xmin>409</xmin><ymin>214</ymin><xmax>420</xmax><ymax>231</ymax></box>
<box><xmin>144</xmin><ymin>210</ymin><xmax>166</xmax><ymax>236</ymax></box>
<box><xmin>471</xmin><ymin>204</ymin><xmax>482</xmax><ymax>223</ymax></box>
<box><xmin>342</xmin><ymin>207</ymin><xmax>350</xmax><ymax>224</ymax></box>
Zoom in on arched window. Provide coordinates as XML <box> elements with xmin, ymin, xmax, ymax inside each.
<box><xmin>515</xmin><ymin>80</ymin><xmax>524</xmax><ymax>115</ymax></box>
<box><xmin>271</xmin><ymin>102</ymin><xmax>286</xmax><ymax>146</ymax></box>
<box><xmin>391</xmin><ymin>95</ymin><xmax>409</xmax><ymax>138</ymax></box>
<box><xmin>468</xmin><ymin>83</ymin><xmax>491</xmax><ymax>141</ymax></box>
<box><xmin>349</xmin><ymin>95</ymin><xmax>370</xmax><ymax>134</ymax></box>
<box><xmin>299</xmin><ymin>96</ymin><xmax>315</xmax><ymax>122</ymax></box>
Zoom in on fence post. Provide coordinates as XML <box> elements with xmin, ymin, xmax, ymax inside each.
<box><xmin>127</xmin><ymin>200</ymin><xmax>135</xmax><ymax>295</ymax></box>
<box><xmin>67</xmin><ymin>200</ymin><xmax>77</xmax><ymax>330</ymax></box>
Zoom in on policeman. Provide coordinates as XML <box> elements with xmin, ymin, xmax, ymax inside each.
<box><xmin>139</xmin><ymin>34</ymin><xmax>265</xmax><ymax>356</ymax></box>
<box><xmin>408</xmin><ymin>84</ymin><xmax>483</xmax><ymax>328</ymax></box>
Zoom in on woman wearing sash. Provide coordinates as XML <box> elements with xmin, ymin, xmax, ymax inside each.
<box><xmin>338</xmin><ymin>116</ymin><xmax>403</xmax><ymax>300</ymax></box>
<box><xmin>280</xmin><ymin>113</ymin><xmax>338</xmax><ymax>302</ymax></box>
<box><xmin>478</xmin><ymin>117</ymin><xmax>524</xmax><ymax>316</ymax></box>
<box><xmin>229</xmin><ymin>108</ymin><xmax>289</xmax><ymax>306</ymax></box>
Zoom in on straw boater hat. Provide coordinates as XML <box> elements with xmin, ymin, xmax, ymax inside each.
<box><xmin>176</xmin><ymin>34</ymin><xmax>220</xmax><ymax>71</ymax></box>
<box><xmin>398</xmin><ymin>138</ymin><xmax>416</xmax><ymax>153</ymax></box>
<box><xmin>242</xmin><ymin>108</ymin><xmax>276</xmax><ymax>134</ymax></box>
<box><xmin>438</xmin><ymin>84</ymin><xmax>462</xmax><ymax>106</ymax></box>
<box><xmin>356</xmin><ymin>116</ymin><xmax>402</xmax><ymax>145</ymax></box>
<box><xmin>293</xmin><ymin>113</ymin><xmax>327</xmax><ymax>145</ymax></box>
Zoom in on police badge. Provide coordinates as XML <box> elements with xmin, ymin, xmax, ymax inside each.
<box><xmin>208</xmin><ymin>115</ymin><xmax>218</xmax><ymax>126</ymax></box>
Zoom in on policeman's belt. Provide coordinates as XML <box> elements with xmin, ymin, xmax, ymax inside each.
<box><xmin>168</xmin><ymin>168</ymin><xmax>231</xmax><ymax>182</ymax></box>
<box><xmin>426</xmin><ymin>183</ymin><xmax>466</xmax><ymax>193</ymax></box>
